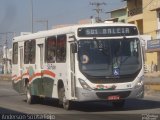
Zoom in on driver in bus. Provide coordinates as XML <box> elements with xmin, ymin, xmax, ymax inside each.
<box><xmin>81</xmin><ymin>54</ymin><xmax>89</xmax><ymax>64</ymax></box>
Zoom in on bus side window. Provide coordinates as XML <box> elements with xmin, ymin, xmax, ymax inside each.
<box><xmin>24</xmin><ymin>41</ymin><xmax>30</xmax><ymax>64</ymax></box>
<box><xmin>30</xmin><ymin>40</ymin><xmax>36</xmax><ymax>64</ymax></box>
<box><xmin>12</xmin><ymin>42</ymin><xmax>18</xmax><ymax>64</ymax></box>
<box><xmin>45</xmin><ymin>36</ymin><xmax>56</xmax><ymax>63</ymax></box>
<box><xmin>56</xmin><ymin>35</ymin><xmax>66</xmax><ymax>63</ymax></box>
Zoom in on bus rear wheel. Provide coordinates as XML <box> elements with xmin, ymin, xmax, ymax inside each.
<box><xmin>58</xmin><ymin>87</ymin><xmax>72</xmax><ymax>110</ymax></box>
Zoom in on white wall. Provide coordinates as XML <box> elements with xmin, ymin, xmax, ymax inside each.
<box><xmin>140</xmin><ymin>35</ymin><xmax>152</xmax><ymax>50</ymax></box>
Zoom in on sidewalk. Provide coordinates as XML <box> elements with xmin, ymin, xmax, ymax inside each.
<box><xmin>144</xmin><ymin>72</ymin><xmax>160</xmax><ymax>96</ymax></box>
<box><xmin>144</xmin><ymin>72</ymin><xmax>160</xmax><ymax>84</ymax></box>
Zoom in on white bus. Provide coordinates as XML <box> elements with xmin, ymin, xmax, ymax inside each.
<box><xmin>12</xmin><ymin>23</ymin><xmax>144</xmax><ymax>110</ymax></box>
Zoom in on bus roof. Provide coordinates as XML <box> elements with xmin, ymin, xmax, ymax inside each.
<box><xmin>13</xmin><ymin>23</ymin><xmax>137</xmax><ymax>42</ymax></box>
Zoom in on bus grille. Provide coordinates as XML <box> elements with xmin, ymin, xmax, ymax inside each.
<box><xmin>96</xmin><ymin>91</ymin><xmax>131</xmax><ymax>99</ymax></box>
<box><xmin>88</xmin><ymin>77</ymin><xmax>135</xmax><ymax>84</ymax></box>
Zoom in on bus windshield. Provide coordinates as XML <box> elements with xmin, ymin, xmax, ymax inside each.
<box><xmin>78</xmin><ymin>38</ymin><xmax>142</xmax><ymax>78</ymax></box>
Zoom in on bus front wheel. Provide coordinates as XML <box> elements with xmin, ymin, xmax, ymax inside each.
<box><xmin>58</xmin><ymin>87</ymin><xmax>72</xmax><ymax>110</ymax></box>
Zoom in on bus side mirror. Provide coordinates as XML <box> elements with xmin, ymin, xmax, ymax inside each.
<box><xmin>71</xmin><ymin>43</ymin><xmax>77</xmax><ymax>53</ymax></box>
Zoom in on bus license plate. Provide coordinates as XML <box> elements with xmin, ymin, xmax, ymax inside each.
<box><xmin>107</xmin><ymin>95</ymin><xmax>120</xmax><ymax>100</ymax></box>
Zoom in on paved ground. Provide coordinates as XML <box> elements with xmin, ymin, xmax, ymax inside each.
<box><xmin>0</xmin><ymin>80</ymin><xmax>160</xmax><ymax>120</ymax></box>
<box><xmin>144</xmin><ymin>76</ymin><xmax>160</xmax><ymax>96</ymax></box>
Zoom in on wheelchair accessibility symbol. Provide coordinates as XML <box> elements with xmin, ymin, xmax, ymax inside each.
<box><xmin>113</xmin><ymin>68</ymin><xmax>120</xmax><ymax>76</ymax></box>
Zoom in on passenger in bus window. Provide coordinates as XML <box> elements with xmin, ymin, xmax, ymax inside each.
<box><xmin>47</xmin><ymin>50</ymin><xmax>56</xmax><ymax>62</ymax></box>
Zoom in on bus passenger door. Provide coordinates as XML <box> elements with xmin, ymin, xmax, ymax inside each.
<box><xmin>70</xmin><ymin>42</ymin><xmax>76</xmax><ymax>98</ymax></box>
<box><xmin>36</xmin><ymin>43</ymin><xmax>44</xmax><ymax>96</ymax></box>
<box><xmin>18</xmin><ymin>46</ymin><xmax>25</xmax><ymax>94</ymax></box>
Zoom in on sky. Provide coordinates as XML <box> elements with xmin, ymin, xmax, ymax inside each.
<box><xmin>0</xmin><ymin>0</ymin><xmax>126</xmax><ymax>47</ymax></box>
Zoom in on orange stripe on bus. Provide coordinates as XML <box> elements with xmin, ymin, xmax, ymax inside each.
<box><xmin>15</xmin><ymin>76</ymin><xmax>21</xmax><ymax>81</ymax></box>
<box><xmin>29</xmin><ymin>73</ymin><xmax>42</xmax><ymax>81</ymax></box>
<box><xmin>12</xmin><ymin>75</ymin><xmax>17</xmax><ymax>78</ymax></box>
<box><xmin>29</xmin><ymin>70</ymin><xmax>56</xmax><ymax>81</ymax></box>
<box><xmin>13</xmin><ymin>70</ymin><xmax>56</xmax><ymax>82</ymax></box>
<box><xmin>22</xmin><ymin>73</ymin><xmax>29</xmax><ymax>77</ymax></box>
<box><xmin>43</xmin><ymin>70</ymin><xmax>56</xmax><ymax>78</ymax></box>
<box><xmin>13</xmin><ymin>72</ymin><xmax>29</xmax><ymax>81</ymax></box>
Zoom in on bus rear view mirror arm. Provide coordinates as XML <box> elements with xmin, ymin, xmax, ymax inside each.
<box><xmin>71</xmin><ymin>43</ymin><xmax>77</xmax><ymax>53</ymax></box>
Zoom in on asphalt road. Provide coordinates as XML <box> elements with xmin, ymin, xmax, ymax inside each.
<box><xmin>0</xmin><ymin>80</ymin><xmax>160</xmax><ymax>120</ymax></box>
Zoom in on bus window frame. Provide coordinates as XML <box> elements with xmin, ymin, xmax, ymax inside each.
<box><xmin>45</xmin><ymin>36</ymin><xmax>57</xmax><ymax>63</ymax></box>
<box><xmin>12</xmin><ymin>42</ymin><xmax>18</xmax><ymax>64</ymax></box>
<box><xmin>56</xmin><ymin>34</ymin><xmax>67</xmax><ymax>63</ymax></box>
<box><xmin>24</xmin><ymin>40</ymin><xmax>36</xmax><ymax>64</ymax></box>
<box><xmin>30</xmin><ymin>40</ymin><xmax>36</xmax><ymax>64</ymax></box>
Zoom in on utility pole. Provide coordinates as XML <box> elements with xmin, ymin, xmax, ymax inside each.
<box><xmin>31</xmin><ymin>0</ymin><xmax>34</xmax><ymax>33</ymax></box>
<box><xmin>5</xmin><ymin>33</ymin><xmax>8</xmax><ymax>74</ymax></box>
<box><xmin>0</xmin><ymin>43</ymin><xmax>2</xmax><ymax>74</ymax></box>
<box><xmin>90</xmin><ymin>2</ymin><xmax>106</xmax><ymax>23</ymax></box>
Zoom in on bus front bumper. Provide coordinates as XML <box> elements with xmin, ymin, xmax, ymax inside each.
<box><xmin>75</xmin><ymin>85</ymin><xmax>144</xmax><ymax>102</ymax></box>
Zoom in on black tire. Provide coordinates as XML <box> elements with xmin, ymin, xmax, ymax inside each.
<box><xmin>58</xmin><ymin>87</ymin><xmax>72</xmax><ymax>110</ymax></box>
<box><xmin>26</xmin><ymin>83</ymin><xmax>36</xmax><ymax>104</ymax></box>
<box><xmin>112</xmin><ymin>100</ymin><xmax>125</xmax><ymax>109</ymax></box>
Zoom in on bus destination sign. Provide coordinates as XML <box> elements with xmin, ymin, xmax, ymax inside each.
<box><xmin>78</xmin><ymin>26</ymin><xmax>138</xmax><ymax>37</ymax></box>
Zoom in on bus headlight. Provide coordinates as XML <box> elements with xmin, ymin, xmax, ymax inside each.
<box><xmin>78</xmin><ymin>78</ymin><xmax>92</xmax><ymax>91</ymax></box>
<box><xmin>135</xmin><ymin>76</ymin><xmax>144</xmax><ymax>89</ymax></box>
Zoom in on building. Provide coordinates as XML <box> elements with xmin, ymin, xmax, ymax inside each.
<box><xmin>106</xmin><ymin>7</ymin><xmax>127</xmax><ymax>23</ymax></box>
<box><xmin>124</xmin><ymin>0</ymin><xmax>160</xmax><ymax>72</ymax></box>
<box><xmin>149</xmin><ymin>3</ymin><xmax>160</xmax><ymax>39</ymax></box>
<box><xmin>125</xmin><ymin>0</ymin><xmax>144</xmax><ymax>34</ymax></box>
<box><xmin>148</xmin><ymin>3</ymin><xmax>160</xmax><ymax>72</ymax></box>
